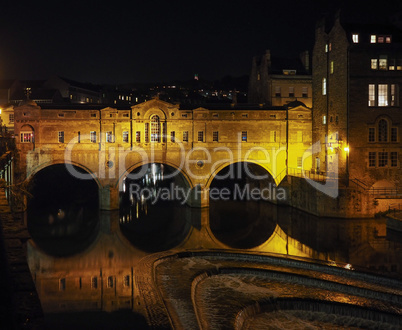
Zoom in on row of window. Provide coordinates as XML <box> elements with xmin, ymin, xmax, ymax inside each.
<box><xmin>371</xmin><ymin>56</ymin><xmax>402</xmax><ymax>71</ymax></box>
<box><xmin>368</xmin><ymin>84</ymin><xmax>397</xmax><ymax>107</ymax></box>
<box><xmin>368</xmin><ymin>119</ymin><xmax>398</xmax><ymax>142</ymax></box>
<box><xmin>322</xmin><ymin>81</ymin><xmax>399</xmax><ymax>107</ymax></box>
<box><xmin>22</xmin><ymin>130</ymin><xmax>282</xmax><ymax>144</ymax></box>
<box><xmin>351</xmin><ymin>34</ymin><xmax>392</xmax><ymax>44</ymax></box>
<box><xmin>59</xmin><ymin>275</ymin><xmax>130</xmax><ymax>291</ymax></box>
<box><xmin>274</xmin><ymin>86</ymin><xmax>309</xmax><ymax>98</ymax></box>
<box><xmin>368</xmin><ymin>151</ymin><xmax>398</xmax><ymax>168</ymax></box>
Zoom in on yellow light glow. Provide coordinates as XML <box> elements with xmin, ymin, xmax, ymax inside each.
<box><xmin>344</xmin><ymin>147</ymin><xmax>349</xmax><ymax>152</ymax></box>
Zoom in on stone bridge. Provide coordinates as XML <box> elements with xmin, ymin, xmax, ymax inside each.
<box><xmin>14</xmin><ymin>98</ymin><xmax>312</xmax><ymax>209</ymax></box>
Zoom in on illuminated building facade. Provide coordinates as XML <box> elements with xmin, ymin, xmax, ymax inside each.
<box><xmin>313</xmin><ymin>12</ymin><xmax>402</xmax><ymax>191</ymax></box>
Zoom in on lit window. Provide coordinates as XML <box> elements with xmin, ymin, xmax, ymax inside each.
<box><xmin>106</xmin><ymin>131</ymin><xmax>114</xmax><ymax>143</ymax></box>
<box><xmin>368</xmin><ymin>127</ymin><xmax>375</xmax><ymax>142</ymax></box>
<box><xmin>241</xmin><ymin>131</ymin><xmax>247</xmax><ymax>142</ymax></box>
<box><xmin>145</xmin><ymin>123</ymin><xmax>149</xmax><ymax>142</ymax></box>
<box><xmin>368</xmin><ymin>152</ymin><xmax>376</xmax><ymax>167</ymax></box>
<box><xmin>389</xmin><ymin>59</ymin><xmax>395</xmax><ymax>70</ymax></box>
<box><xmin>151</xmin><ymin>115</ymin><xmax>161</xmax><ymax>143</ymax></box>
<box><xmin>378</xmin><ymin>119</ymin><xmax>388</xmax><ymax>142</ymax></box>
<box><xmin>379</xmin><ymin>55</ymin><xmax>387</xmax><ymax>70</ymax></box>
<box><xmin>352</xmin><ymin>34</ymin><xmax>359</xmax><ymax>43</ymax></box>
<box><xmin>370</xmin><ymin>35</ymin><xmax>377</xmax><ymax>43</ymax></box>
<box><xmin>397</xmin><ymin>59</ymin><xmax>402</xmax><ymax>70</ymax></box>
<box><xmin>58</xmin><ymin>131</ymin><xmax>64</xmax><ymax>143</ymax></box>
<box><xmin>9</xmin><ymin>114</ymin><xmax>14</xmax><ymax>123</ymax></box>
<box><xmin>122</xmin><ymin>131</ymin><xmax>129</xmax><ymax>143</ymax></box>
<box><xmin>378</xmin><ymin>152</ymin><xmax>388</xmax><ymax>167</ymax></box>
<box><xmin>162</xmin><ymin>122</ymin><xmax>167</xmax><ymax>143</ymax></box>
<box><xmin>330</xmin><ymin>61</ymin><xmax>334</xmax><ymax>74</ymax></box>
<box><xmin>386</xmin><ymin>36</ymin><xmax>392</xmax><ymax>43</ymax></box>
<box><xmin>371</xmin><ymin>59</ymin><xmax>378</xmax><ymax>70</ymax></box>
<box><xmin>323</xmin><ymin>115</ymin><xmax>327</xmax><ymax>125</ymax></box>
<box><xmin>288</xmin><ymin>87</ymin><xmax>294</xmax><ymax>97</ymax></box>
<box><xmin>213</xmin><ymin>131</ymin><xmax>219</xmax><ymax>142</ymax></box>
<box><xmin>329</xmin><ymin>43</ymin><xmax>332</xmax><ymax>51</ymax></box>
<box><xmin>198</xmin><ymin>131</ymin><xmax>204</xmax><ymax>142</ymax></box>
<box><xmin>378</xmin><ymin>35</ymin><xmax>384</xmax><ymax>43</ymax></box>
<box><xmin>322</xmin><ymin>78</ymin><xmax>327</xmax><ymax>95</ymax></box>
<box><xmin>325</xmin><ymin>44</ymin><xmax>329</xmax><ymax>52</ymax></box>
<box><xmin>136</xmin><ymin>131</ymin><xmax>141</xmax><ymax>143</ymax></box>
<box><xmin>275</xmin><ymin>86</ymin><xmax>281</xmax><ymax>97</ymax></box>
<box><xmin>171</xmin><ymin>131</ymin><xmax>175</xmax><ymax>142</ymax></box>
<box><xmin>183</xmin><ymin>131</ymin><xmax>189</xmax><ymax>142</ymax></box>
<box><xmin>368</xmin><ymin>84</ymin><xmax>376</xmax><ymax>106</ymax></box>
<box><xmin>302</xmin><ymin>87</ymin><xmax>308</xmax><ymax>98</ymax></box>
<box><xmin>20</xmin><ymin>132</ymin><xmax>33</xmax><ymax>143</ymax></box>
<box><xmin>391</xmin><ymin>84</ymin><xmax>397</xmax><ymax>106</ymax></box>
<box><xmin>378</xmin><ymin>84</ymin><xmax>388</xmax><ymax>106</ymax></box>
<box><xmin>90</xmin><ymin>131</ymin><xmax>96</xmax><ymax>143</ymax></box>
<box><xmin>297</xmin><ymin>157</ymin><xmax>302</xmax><ymax>168</ymax></box>
<box><xmin>391</xmin><ymin>152</ymin><xmax>398</xmax><ymax>167</ymax></box>
<box><xmin>391</xmin><ymin>127</ymin><xmax>398</xmax><ymax>142</ymax></box>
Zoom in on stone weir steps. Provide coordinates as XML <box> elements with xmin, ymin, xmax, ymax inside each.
<box><xmin>0</xmin><ymin>188</ymin><xmax>44</xmax><ymax>329</ymax></box>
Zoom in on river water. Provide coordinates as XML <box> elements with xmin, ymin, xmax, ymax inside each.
<box><xmin>25</xmin><ymin>163</ymin><xmax>402</xmax><ymax>328</ymax></box>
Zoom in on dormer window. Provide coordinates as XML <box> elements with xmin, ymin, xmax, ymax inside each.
<box><xmin>352</xmin><ymin>34</ymin><xmax>359</xmax><ymax>43</ymax></box>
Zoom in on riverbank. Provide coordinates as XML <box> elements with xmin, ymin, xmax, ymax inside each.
<box><xmin>0</xmin><ymin>189</ymin><xmax>44</xmax><ymax>329</ymax></box>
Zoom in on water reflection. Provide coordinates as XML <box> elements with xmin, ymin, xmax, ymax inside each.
<box><xmin>210</xmin><ymin>200</ymin><xmax>277</xmax><ymax>249</ymax></box>
<box><xmin>27</xmin><ymin>203</ymin><xmax>402</xmax><ymax>328</ymax></box>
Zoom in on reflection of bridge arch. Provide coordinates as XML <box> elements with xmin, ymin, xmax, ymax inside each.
<box><xmin>205</xmin><ymin>160</ymin><xmax>276</xmax><ymax>189</ymax></box>
<box><xmin>27</xmin><ymin>160</ymin><xmax>102</xmax><ymax>188</ymax></box>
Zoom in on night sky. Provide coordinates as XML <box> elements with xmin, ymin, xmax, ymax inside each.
<box><xmin>1</xmin><ymin>0</ymin><xmax>401</xmax><ymax>84</ymax></box>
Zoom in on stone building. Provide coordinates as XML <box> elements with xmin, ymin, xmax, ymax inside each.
<box><xmin>248</xmin><ymin>50</ymin><xmax>312</xmax><ymax>108</ymax></box>
<box><xmin>14</xmin><ymin>98</ymin><xmax>312</xmax><ymax>209</ymax></box>
<box><xmin>312</xmin><ymin>12</ymin><xmax>402</xmax><ymax>191</ymax></box>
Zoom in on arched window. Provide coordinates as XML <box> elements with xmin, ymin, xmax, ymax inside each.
<box><xmin>378</xmin><ymin>119</ymin><xmax>388</xmax><ymax>142</ymax></box>
<box><xmin>151</xmin><ymin>115</ymin><xmax>160</xmax><ymax>142</ymax></box>
<box><xmin>20</xmin><ymin>125</ymin><xmax>34</xmax><ymax>143</ymax></box>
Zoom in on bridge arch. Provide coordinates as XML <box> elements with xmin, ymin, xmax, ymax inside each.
<box><xmin>116</xmin><ymin>160</ymin><xmax>195</xmax><ymax>191</ymax></box>
<box><xmin>205</xmin><ymin>160</ymin><xmax>276</xmax><ymax>190</ymax></box>
<box><xmin>26</xmin><ymin>160</ymin><xmax>102</xmax><ymax>188</ymax></box>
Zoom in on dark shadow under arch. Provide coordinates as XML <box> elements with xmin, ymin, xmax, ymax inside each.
<box><xmin>119</xmin><ymin>163</ymin><xmax>193</xmax><ymax>252</ymax></box>
<box><xmin>209</xmin><ymin>162</ymin><xmax>277</xmax><ymax>249</ymax></box>
<box><xmin>27</xmin><ymin>163</ymin><xmax>100</xmax><ymax>257</ymax></box>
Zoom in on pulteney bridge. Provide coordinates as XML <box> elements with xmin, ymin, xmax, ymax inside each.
<box><xmin>14</xmin><ymin>98</ymin><xmax>312</xmax><ymax>209</ymax></box>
